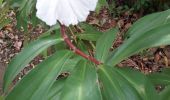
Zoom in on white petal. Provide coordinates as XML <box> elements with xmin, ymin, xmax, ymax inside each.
<box><xmin>36</xmin><ymin>0</ymin><xmax>98</xmax><ymax>26</ymax></box>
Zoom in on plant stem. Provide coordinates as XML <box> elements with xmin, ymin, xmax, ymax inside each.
<box><xmin>60</xmin><ymin>25</ymin><xmax>101</xmax><ymax>65</ymax></box>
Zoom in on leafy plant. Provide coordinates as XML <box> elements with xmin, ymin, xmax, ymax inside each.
<box><xmin>0</xmin><ymin>2</ymin><xmax>11</xmax><ymax>29</ymax></box>
<box><xmin>2</xmin><ymin>1</ymin><xmax>170</xmax><ymax>100</ymax></box>
<box><xmin>6</xmin><ymin>0</ymin><xmax>38</xmax><ymax>30</ymax></box>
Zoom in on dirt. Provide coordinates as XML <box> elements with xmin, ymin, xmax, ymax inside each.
<box><xmin>0</xmin><ymin>11</ymin><xmax>45</xmax><ymax>94</ymax></box>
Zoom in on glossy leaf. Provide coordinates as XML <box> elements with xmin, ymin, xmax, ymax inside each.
<box><xmin>60</xmin><ymin>60</ymin><xmax>102</xmax><ymax>100</ymax></box>
<box><xmin>148</xmin><ymin>68</ymin><xmax>170</xmax><ymax>86</ymax></box>
<box><xmin>107</xmin><ymin>23</ymin><xmax>170</xmax><ymax>66</ymax></box>
<box><xmin>5</xmin><ymin>51</ymin><xmax>73</xmax><ymax>100</ymax></box>
<box><xmin>3</xmin><ymin>35</ymin><xmax>63</xmax><ymax>92</ymax></box>
<box><xmin>98</xmin><ymin>65</ymin><xmax>158</xmax><ymax>100</ymax></box>
<box><xmin>126</xmin><ymin>9</ymin><xmax>170</xmax><ymax>37</ymax></box>
<box><xmin>96</xmin><ymin>28</ymin><xmax>117</xmax><ymax>63</ymax></box>
<box><xmin>47</xmin><ymin>78</ymin><xmax>66</xmax><ymax>100</ymax></box>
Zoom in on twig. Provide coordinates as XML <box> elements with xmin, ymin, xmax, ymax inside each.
<box><xmin>60</xmin><ymin>25</ymin><xmax>101</xmax><ymax>65</ymax></box>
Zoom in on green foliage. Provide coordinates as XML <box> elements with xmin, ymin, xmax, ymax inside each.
<box><xmin>6</xmin><ymin>0</ymin><xmax>39</xmax><ymax>31</ymax></box>
<box><xmin>6</xmin><ymin>51</ymin><xmax>73</xmax><ymax>100</ymax></box>
<box><xmin>2</xmin><ymin>1</ymin><xmax>170</xmax><ymax>100</ymax></box>
<box><xmin>0</xmin><ymin>3</ymin><xmax>10</xmax><ymax>29</ymax></box>
<box><xmin>160</xmin><ymin>85</ymin><xmax>170</xmax><ymax>100</ymax></box>
<box><xmin>108</xmin><ymin>0</ymin><xmax>170</xmax><ymax>16</ymax></box>
<box><xmin>3</xmin><ymin>35</ymin><xmax>63</xmax><ymax>92</ymax></box>
<box><xmin>76</xmin><ymin>24</ymin><xmax>103</xmax><ymax>41</ymax></box>
<box><xmin>107</xmin><ymin>9</ymin><xmax>170</xmax><ymax>66</ymax></box>
<box><xmin>147</xmin><ymin>68</ymin><xmax>170</xmax><ymax>100</ymax></box>
<box><xmin>96</xmin><ymin>0</ymin><xmax>108</xmax><ymax>12</ymax></box>
<box><xmin>60</xmin><ymin>61</ymin><xmax>102</xmax><ymax>100</ymax></box>
<box><xmin>148</xmin><ymin>68</ymin><xmax>170</xmax><ymax>86</ymax></box>
<box><xmin>96</xmin><ymin>28</ymin><xmax>118</xmax><ymax>63</ymax></box>
<box><xmin>98</xmin><ymin>66</ymin><xmax>158</xmax><ymax>100</ymax></box>
<box><xmin>0</xmin><ymin>96</ymin><xmax>4</xmax><ymax>100</ymax></box>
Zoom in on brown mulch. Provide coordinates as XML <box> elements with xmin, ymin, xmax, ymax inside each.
<box><xmin>0</xmin><ymin>11</ymin><xmax>45</xmax><ymax>94</ymax></box>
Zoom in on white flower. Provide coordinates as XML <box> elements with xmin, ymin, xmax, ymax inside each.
<box><xmin>36</xmin><ymin>0</ymin><xmax>98</xmax><ymax>26</ymax></box>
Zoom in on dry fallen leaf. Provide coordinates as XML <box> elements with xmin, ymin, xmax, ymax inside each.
<box><xmin>13</xmin><ymin>41</ymin><xmax>22</xmax><ymax>50</ymax></box>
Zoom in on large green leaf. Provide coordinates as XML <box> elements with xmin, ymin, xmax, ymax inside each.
<box><xmin>98</xmin><ymin>65</ymin><xmax>159</xmax><ymax>100</ymax></box>
<box><xmin>107</xmin><ymin>23</ymin><xmax>170</xmax><ymax>66</ymax></box>
<box><xmin>96</xmin><ymin>28</ymin><xmax>117</xmax><ymax>63</ymax></box>
<box><xmin>3</xmin><ymin>35</ymin><xmax>63</xmax><ymax>92</ymax></box>
<box><xmin>60</xmin><ymin>60</ymin><xmax>102</xmax><ymax>100</ymax></box>
<box><xmin>47</xmin><ymin>78</ymin><xmax>66</xmax><ymax>100</ymax></box>
<box><xmin>148</xmin><ymin>68</ymin><xmax>170</xmax><ymax>86</ymax></box>
<box><xmin>126</xmin><ymin>9</ymin><xmax>170</xmax><ymax>37</ymax></box>
<box><xmin>5</xmin><ymin>51</ymin><xmax>73</xmax><ymax>100</ymax></box>
<box><xmin>61</xmin><ymin>57</ymin><xmax>81</xmax><ymax>73</ymax></box>
<box><xmin>160</xmin><ymin>85</ymin><xmax>170</xmax><ymax>100</ymax></box>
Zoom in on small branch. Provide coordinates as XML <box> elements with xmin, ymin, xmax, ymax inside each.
<box><xmin>60</xmin><ymin>25</ymin><xmax>101</xmax><ymax>65</ymax></box>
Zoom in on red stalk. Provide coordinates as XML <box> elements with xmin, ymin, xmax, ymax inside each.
<box><xmin>60</xmin><ymin>25</ymin><xmax>101</xmax><ymax>65</ymax></box>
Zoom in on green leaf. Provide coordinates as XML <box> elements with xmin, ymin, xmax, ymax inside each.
<box><xmin>61</xmin><ymin>57</ymin><xmax>81</xmax><ymax>73</ymax></box>
<box><xmin>148</xmin><ymin>68</ymin><xmax>170</xmax><ymax>86</ymax></box>
<box><xmin>60</xmin><ymin>60</ymin><xmax>102</xmax><ymax>100</ymax></box>
<box><xmin>3</xmin><ymin>35</ymin><xmax>63</xmax><ymax>92</ymax></box>
<box><xmin>0</xmin><ymin>4</ymin><xmax>10</xmax><ymax>29</ymax></box>
<box><xmin>77</xmin><ymin>24</ymin><xmax>103</xmax><ymax>41</ymax></box>
<box><xmin>0</xmin><ymin>0</ymin><xmax>3</xmax><ymax>5</ymax></box>
<box><xmin>96</xmin><ymin>0</ymin><xmax>108</xmax><ymax>12</ymax></box>
<box><xmin>16</xmin><ymin>0</ymin><xmax>36</xmax><ymax>30</ymax></box>
<box><xmin>76</xmin><ymin>33</ymin><xmax>101</xmax><ymax>41</ymax></box>
<box><xmin>126</xmin><ymin>9</ymin><xmax>170</xmax><ymax>37</ymax></box>
<box><xmin>160</xmin><ymin>85</ymin><xmax>170</xmax><ymax>100</ymax></box>
<box><xmin>107</xmin><ymin>23</ymin><xmax>170</xmax><ymax>66</ymax></box>
<box><xmin>8</xmin><ymin>0</ymin><xmax>37</xmax><ymax>30</ymax></box>
<box><xmin>96</xmin><ymin>28</ymin><xmax>117</xmax><ymax>63</ymax></box>
<box><xmin>5</xmin><ymin>51</ymin><xmax>73</xmax><ymax>100</ymax></box>
<box><xmin>0</xmin><ymin>19</ymin><xmax>11</xmax><ymax>30</ymax></box>
<box><xmin>98</xmin><ymin>65</ymin><xmax>159</xmax><ymax>100</ymax></box>
<box><xmin>0</xmin><ymin>95</ymin><xmax>4</xmax><ymax>100</ymax></box>
<box><xmin>47</xmin><ymin>78</ymin><xmax>66</xmax><ymax>100</ymax></box>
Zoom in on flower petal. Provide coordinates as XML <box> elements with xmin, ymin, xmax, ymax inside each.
<box><xmin>36</xmin><ymin>0</ymin><xmax>98</xmax><ymax>26</ymax></box>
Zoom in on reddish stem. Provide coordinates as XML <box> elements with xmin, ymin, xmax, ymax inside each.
<box><xmin>60</xmin><ymin>25</ymin><xmax>101</xmax><ymax>65</ymax></box>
